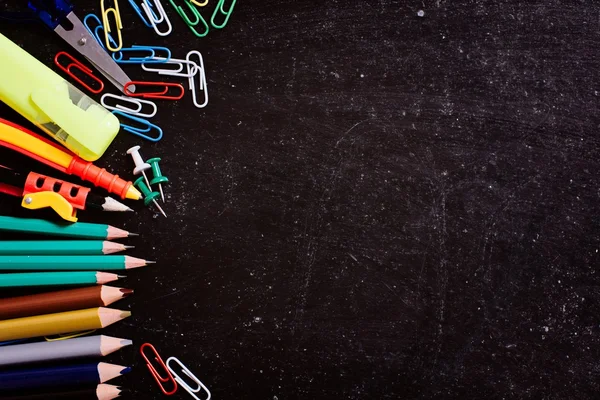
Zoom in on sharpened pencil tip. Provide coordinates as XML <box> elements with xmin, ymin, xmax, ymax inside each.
<box><xmin>117</xmin><ymin>275</ymin><xmax>127</xmax><ymax>279</ymax></box>
<box><xmin>146</xmin><ymin>260</ymin><xmax>157</xmax><ymax>264</ymax></box>
<box><xmin>120</xmin><ymin>288</ymin><xmax>134</xmax><ymax>297</ymax></box>
<box><xmin>121</xmin><ymin>339</ymin><xmax>133</xmax><ymax>347</ymax></box>
<box><xmin>128</xmin><ymin>232</ymin><xmax>139</xmax><ymax>237</ymax></box>
<box><xmin>120</xmin><ymin>367</ymin><xmax>132</xmax><ymax>375</ymax></box>
<box><xmin>120</xmin><ymin>311</ymin><xmax>132</xmax><ymax>319</ymax></box>
<box><xmin>124</xmin><ymin>245</ymin><xmax>135</xmax><ymax>249</ymax></box>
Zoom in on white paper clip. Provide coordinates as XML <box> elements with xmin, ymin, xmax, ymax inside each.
<box><xmin>186</xmin><ymin>50</ymin><xmax>208</xmax><ymax>108</ymax></box>
<box><xmin>166</xmin><ymin>357</ymin><xmax>211</xmax><ymax>400</ymax></box>
<box><xmin>101</xmin><ymin>94</ymin><xmax>158</xmax><ymax>118</ymax></box>
<box><xmin>142</xmin><ymin>0</ymin><xmax>172</xmax><ymax>36</ymax></box>
<box><xmin>142</xmin><ymin>57</ymin><xmax>199</xmax><ymax>78</ymax></box>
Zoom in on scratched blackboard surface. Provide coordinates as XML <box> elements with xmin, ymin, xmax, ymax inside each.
<box><xmin>0</xmin><ymin>0</ymin><xmax>599</xmax><ymax>399</ymax></box>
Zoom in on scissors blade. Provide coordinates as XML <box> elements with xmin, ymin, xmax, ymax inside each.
<box><xmin>53</xmin><ymin>12</ymin><xmax>134</xmax><ymax>93</ymax></box>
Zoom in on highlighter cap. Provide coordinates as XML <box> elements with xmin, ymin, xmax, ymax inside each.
<box><xmin>30</xmin><ymin>81</ymin><xmax>119</xmax><ymax>161</ymax></box>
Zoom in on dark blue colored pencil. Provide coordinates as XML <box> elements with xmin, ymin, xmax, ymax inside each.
<box><xmin>0</xmin><ymin>362</ymin><xmax>130</xmax><ymax>391</ymax></box>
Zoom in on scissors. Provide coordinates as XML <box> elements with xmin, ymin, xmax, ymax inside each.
<box><xmin>1</xmin><ymin>0</ymin><xmax>134</xmax><ymax>93</ymax></box>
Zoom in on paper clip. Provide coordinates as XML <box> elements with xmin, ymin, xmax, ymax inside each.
<box><xmin>189</xmin><ymin>0</ymin><xmax>209</xmax><ymax>6</ymax></box>
<box><xmin>45</xmin><ymin>330</ymin><xmax>97</xmax><ymax>342</ymax></box>
<box><xmin>101</xmin><ymin>0</ymin><xmax>124</xmax><ymax>51</ymax></box>
<box><xmin>83</xmin><ymin>14</ymin><xmax>119</xmax><ymax>51</ymax></box>
<box><xmin>211</xmin><ymin>0</ymin><xmax>236</xmax><ymax>29</ymax></box>
<box><xmin>143</xmin><ymin>0</ymin><xmax>173</xmax><ymax>36</ymax></box>
<box><xmin>128</xmin><ymin>0</ymin><xmax>160</xmax><ymax>27</ymax></box>
<box><xmin>166</xmin><ymin>357</ymin><xmax>211</xmax><ymax>400</ymax></box>
<box><xmin>169</xmin><ymin>0</ymin><xmax>210</xmax><ymax>37</ymax></box>
<box><xmin>54</xmin><ymin>52</ymin><xmax>105</xmax><ymax>94</ymax></box>
<box><xmin>102</xmin><ymin>94</ymin><xmax>158</xmax><ymax>117</ymax></box>
<box><xmin>125</xmin><ymin>81</ymin><xmax>185</xmax><ymax>100</ymax></box>
<box><xmin>142</xmin><ymin>57</ymin><xmax>199</xmax><ymax>78</ymax></box>
<box><xmin>113</xmin><ymin>45</ymin><xmax>171</xmax><ymax>64</ymax></box>
<box><xmin>187</xmin><ymin>51</ymin><xmax>208</xmax><ymax>108</ymax></box>
<box><xmin>140</xmin><ymin>343</ymin><xmax>178</xmax><ymax>395</ymax></box>
<box><xmin>112</xmin><ymin>111</ymin><xmax>164</xmax><ymax>142</ymax></box>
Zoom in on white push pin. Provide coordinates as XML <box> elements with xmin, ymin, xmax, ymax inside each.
<box><xmin>127</xmin><ymin>146</ymin><xmax>152</xmax><ymax>189</ymax></box>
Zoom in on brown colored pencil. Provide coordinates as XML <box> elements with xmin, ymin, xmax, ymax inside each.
<box><xmin>0</xmin><ymin>286</ymin><xmax>133</xmax><ymax>320</ymax></box>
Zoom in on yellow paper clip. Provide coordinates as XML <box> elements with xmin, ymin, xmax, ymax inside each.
<box><xmin>21</xmin><ymin>192</ymin><xmax>78</xmax><ymax>222</ymax></box>
<box><xmin>101</xmin><ymin>0</ymin><xmax>124</xmax><ymax>52</ymax></box>
<box><xmin>45</xmin><ymin>330</ymin><xmax>97</xmax><ymax>342</ymax></box>
<box><xmin>190</xmin><ymin>0</ymin><xmax>209</xmax><ymax>6</ymax></box>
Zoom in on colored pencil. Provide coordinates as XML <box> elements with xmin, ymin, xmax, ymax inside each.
<box><xmin>0</xmin><ymin>241</ymin><xmax>133</xmax><ymax>255</ymax></box>
<box><xmin>0</xmin><ymin>384</ymin><xmax>122</xmax><ymax>400</ymax></box>
<box><xmin>0</xmin><ymin>255</ymin><xmax>153</xmax><ymax>271</ymax></box>
<box><xmin>0</xmin><ymin>335</ymin><xmax>132</xmax><ymax>367</ymax></box>
<box><xmin>0</xmin><ymin>286</ymin><xmax>133</xmax><ymax>319</ymax></box>
<box><xmin>0</xmin><ymin>272</ymin><xmax>122</xmax><ymax>288</ymax></box>
<box><xmin>0</xmin><ymin>362</ymin><xmax>130</xmax><ymax>391</ymax></box>
<box><xmin>0</xmin><ymin>216</ymin><xmax>137</xmax><ymax>239</ymax></box>
<box><xmin>0</xmin><ymin>307</ymin><xmax>131</xmax><ymax>341</ymax></box>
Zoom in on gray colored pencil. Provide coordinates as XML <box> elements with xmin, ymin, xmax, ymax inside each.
<box><xmin>0</xmin><ymin>335</ymin><xmax>132</xmax><ymax>367</ymax></box>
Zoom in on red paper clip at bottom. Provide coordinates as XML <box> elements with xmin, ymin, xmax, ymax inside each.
<box><xmin>54</xmin><ymin>52</ymin><xmax>105</xmax><ymax>94</ymax></box>
<box><xmin>140</xmin><ymin>343</ymin><xmax>178</xmax><ymax>395</ymax></box>
<box><xmin>125</xmin><ymin>81</ymin><xmax>185</xmax><ymax>100</ymax></box>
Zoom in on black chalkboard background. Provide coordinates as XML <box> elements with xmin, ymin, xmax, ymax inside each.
<box><xmin>0</xmin><ymin>1</ymin><xmax>599</xmax><ymax>399</ymax></box>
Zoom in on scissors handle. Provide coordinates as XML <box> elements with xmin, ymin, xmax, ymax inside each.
<box><xmin>28</xmin><ymin>0</ymin><xmax>73</xmax><ymax>29</ymax></box>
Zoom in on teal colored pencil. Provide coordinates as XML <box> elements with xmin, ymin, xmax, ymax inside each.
<box><xmin>0</xmin><ymin>272</ymin><xmax>123</xmax><ymax>288</ymax></box>
<box><xmin>0</xmin><ymin>216</ymin><xmax>136</xmax><ymax>240</ymax></box>
<box><xmin>0</xmin><ymin>241</ymin><xmax>133</xmax><ymax>255</ymax></box>
<box><xmin>0</xmin><ymin>256</ymin><xmax>153</xmax><ymax>271</ymax></box>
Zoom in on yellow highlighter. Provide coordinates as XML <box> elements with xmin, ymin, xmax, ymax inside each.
<box><xmin>0</xmin><ymin>33</ymin><xmax>119</xmax><ymax>161</ymax></box>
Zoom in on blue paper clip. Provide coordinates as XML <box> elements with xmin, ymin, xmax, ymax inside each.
<box><xmin>83</xmin><ymin>13</ymin><xmax>118</xmax><ymax>51</ymax></box>
<box><xmin>112</xmin><ymin>45</ymin><xmax>171</xmax><ymax>64</ymax></box>
<box><xmin>112</xmin><ymin>110</ymin><xmax>163</xmax><ymax>142</ymax></box>
<box><xmin>128</xmin><ymin>0</ymin><xmax>160</xmax><ymax>27</ymax></box>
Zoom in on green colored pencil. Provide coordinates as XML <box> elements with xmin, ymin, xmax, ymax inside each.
<box><xmin>0</xmin><ymin>216</ymin><xmax>137</xmax><ymax>240</ymax></box>
<box><xmin>0</xmin><ymin>272</ymin><xmax>123</xmax><ymax>288</ymax></box>
<box><xmin>0</xmin><ymin>241</ymin><xmax>133</xmax><ymax>255</ymax></box>
<box><xmin>0</xmin><ymin>256</ymin><xmax>154</xmax><ymax>271</ymax></box>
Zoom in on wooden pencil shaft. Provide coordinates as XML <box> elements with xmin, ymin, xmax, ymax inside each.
<box><xmin>0</xmin><ymin>272</ymin><xmax>105</xmax><ymax>288</ymax></box>
<box><xmin>0</xmin><ymin>308</ymin><xmax>125</xmax><ymax>342</ymax></box>
<box><xmin>0</xmin><ymin>335</ymin><xmax>104</xmax><ymax>366</ymax></box>
<box><xmin>0</xmin><ymin>216</ymin><xmax>123</xmax><ymax>239</ymax></box>
<box><xmin>0</xmin><ymin>255</ymin><xmax>134</xmax><ymax>271</ymax></box>
<box><xmin>0</xmin><ymin>241</ymin><xmax>117</xmax><ymax>255</ymax></box>
<box><xmin>0</xmin><ymin>286</ymin><xmax>104</xmax><ymax>320</ymax></box>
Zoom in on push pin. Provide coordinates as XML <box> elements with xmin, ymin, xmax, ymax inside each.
<box><xmin>127</xmin><ymin>146</ymin><xmax>152</xmax><ymax>188</ymax></box>
<box><xmin>147</xmin><ymin>157</ymin><xmax>169</xmax><ymax>202</ymax></box>
<box><xmin>134</xmin><ymin>177</ymin><xmax>167</xmax><ymax>218</ymax></box>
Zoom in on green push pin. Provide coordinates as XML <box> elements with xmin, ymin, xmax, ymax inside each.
<box><xmin>134</xmin><ymin>177</ymin><xmax>167</xmax><ymax>218</ymax></box>
<box><xmin>147</xmin><ymin>157</ymin><xmax>169</xmax><ymax>203</ymax></box>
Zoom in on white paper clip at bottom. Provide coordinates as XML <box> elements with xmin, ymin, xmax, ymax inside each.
<box><xmin>166</xmin><ymin>357</ymin><xmax>211</xmax><ymax>400</ymax></box>
<box><xmin>142</xmin><ymin>0</ymin><xmax>172</xmax><ymax>36</ymax></box>
<box><xmin>101</xmin><ymin>94</ymin><xmax>157</xmax><ymax>118</ymax></box>
<box><xmin>186</xmin><ymin>50</ymin><xmax>208</xmax><ymax>108</ymax></box>
<box><xmin>142</xmin><ymin>57</ymin><xmax>199</xmax><ymax>78</ymax></box>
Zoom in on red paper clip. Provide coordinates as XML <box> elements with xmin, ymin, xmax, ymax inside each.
<box><xmin>140</xmin><ymin>343</ymin><xmax>178</xmax><ymax>395</ymax></box>
<box><xmin>124</xmin><ymin>81</ymin><xmax>185</xmax><ymax>100</ymax></box>
<box><xmin>54</xmin><ymin>52</ymin><xmax>104</xmax><ymax>94</ymax></box>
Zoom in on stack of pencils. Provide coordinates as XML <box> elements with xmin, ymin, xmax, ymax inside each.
<box><xmin>0</xmin><ymin>216</ymin><xmax>150</xmax><ymax>400</ymax></box>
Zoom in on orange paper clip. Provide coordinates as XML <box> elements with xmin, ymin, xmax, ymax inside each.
<box><xmin>124</xmin><ymin>81</ymin><xmax>185</xmax><ymax>100</ymax></box>
<box><xmin>140</xmin><ymin>343</ymin><xmax>178</xmax><ymax>395</ymax></box>
<box><xmin>54</xmin><ymin>52</ymin><xmax>105</xmax><ymax>94</ymax></box>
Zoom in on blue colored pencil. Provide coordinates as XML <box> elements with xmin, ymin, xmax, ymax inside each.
<box><xmin>0</xmin><ymin>362</ymin><xmax>130</xmax><ymax>391</ymax></box>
